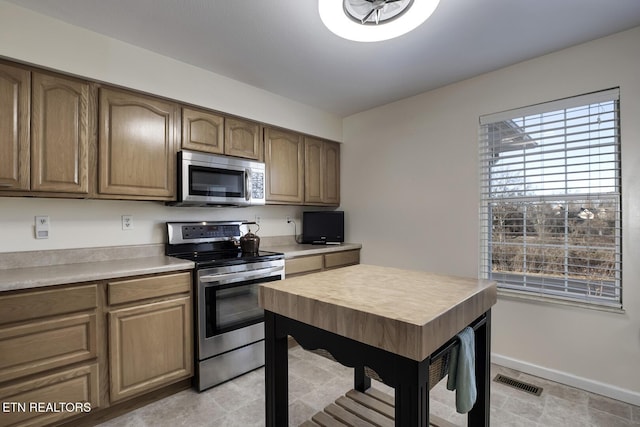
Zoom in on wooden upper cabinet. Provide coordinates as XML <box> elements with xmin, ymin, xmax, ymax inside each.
<box><xmin>304</xmin><ymin>137</ymin><xmax>340</xmax><ymax>206</ymax></box>
<box><xmin>31</xmin><ymin>72</ymin><xmax>90</xmax><ymax>193</ymax></box>
<box><xmin>0</xmin><ymin>62</ymin><xmax>30</xmax><ymax>191</ymax></box>
<box><xmin>264</xmin><ymin>127</ymin><xmax>304</xmax><ymax>204</ymax></box>
<box><xmin>181</xmin><ymin>107</ymin><xmax>224</xmax><ymax>154</ymax></box>
<box><xmin>99</xmin><ymin>87</ymin><xmax>178</xmax><ymax>199</ymax></box>
<box><xmin>323</xmin><ymin>141</ymin><xmax>340</xmax><ymax>205</ymax></box>
<box><xmin>225</xmin><ymin>117</ymin><xmax>261</xmax><ymax>160</ymax></box>
<box><xmin>304</xmin><ymin>138</ymin><xmax>323</xmax><ymax>204</ymax></box>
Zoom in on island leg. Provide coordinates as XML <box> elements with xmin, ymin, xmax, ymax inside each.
<box><xmin>264</xmin><ymin>311</ymin><xmax>288</xmax><ymax>427</ymax></box>
<box><xmin>468</xmin><ymin>310</ymin><xmax>491</xmax><ymax>426</ymax></box>
<box><xmin>395</xmin><ymin>359</ymin><xmax>429</xmax><ymax>427</ymax></box>
<box><xmin>354</xmin><ymin>365</ymin><xmax>371</xmax><ymax>391</ymax></box>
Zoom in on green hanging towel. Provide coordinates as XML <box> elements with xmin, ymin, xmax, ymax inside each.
<box><xmin>446</xmin><ymin>326</ymin><xmax>477</xmax><ymax>413</ymax></box>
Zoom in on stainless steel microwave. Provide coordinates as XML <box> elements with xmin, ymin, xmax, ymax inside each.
<box><xmin>172</xmin><ymin>150</ymin><xmax>266</xmax><ymax>207</ymax></box>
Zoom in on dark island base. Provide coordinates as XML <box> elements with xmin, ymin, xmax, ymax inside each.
<box><xmin>265</xmin><ymin>310</ymin><xmax>491</xmax><ymax>427</ymax></box>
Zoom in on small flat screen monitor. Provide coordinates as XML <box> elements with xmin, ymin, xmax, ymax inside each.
<box><xmin>302</xmin><ymin>211</ymin><xmax>344</xmax><ymax>244</ymax></box>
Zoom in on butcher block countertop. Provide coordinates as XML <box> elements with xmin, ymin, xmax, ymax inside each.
<box><xmin>259</xmin><ymin>264</ymin><xmax>497</xmax><ymax>361</ymax></box>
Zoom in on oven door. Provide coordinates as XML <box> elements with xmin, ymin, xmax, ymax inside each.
<box><xmin>196</xmin><ymin>261</ymin><xmax>283</xmax><ymax>359</ymax></box>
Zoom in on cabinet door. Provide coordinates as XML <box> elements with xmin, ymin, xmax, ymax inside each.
<box><xmin>0</xmin><ymin>63</ymin><xmax>30</xmax><ymax>190</ymax></box>
<box><xmin>99</xmin><ymin>87</ymin><xmax>178</xmax><ymax>199</ymax></box>
<box><xmin>304</xmin><ymin>138</ymin><xmax>340</xmax><ymax>206</ymax></box>
<box><xmin>31</xmin><ymin>72</ymin><xmax>90</xmax><ymax>193</ymax></box>
<box><xmin>323</xmin><ymin>141</ymin><xmax>340</xmax><ymax>205</ymax></box>
<box><xmin>182</xmin><ymin>107</ymin><xmax>224</xmax><ymax>154</ymax></box>
<box><xmin>224</xmin><ymin>117</ymin><xmax>261</xmax><ymax>160</ymax></box>
<box><xmin>304</xmin><ymin>137</ymin><xmax>324</xmax><ymax>204</ymax></box>
<box><xmin>265</xmin><ymin>127</ymin><xmax>304</xmax><ymax>204</ymax></box>
<box><xmin>109</xmin><ymin>296</ymin><xmax>193</xmax><ymax>402</ymax></box>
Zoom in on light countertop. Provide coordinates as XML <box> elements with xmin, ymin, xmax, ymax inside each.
<box><xmin>262</xmin><ymin>242</ymin><xmax>362</xmax><ymax>259</ymax></box>
<box><xmin>0</xmin><ymin>240</ymin><xmax>361</xmax><ymax>293</ymax></box>
<box><xmin>0</xmin><ymin>244</ymin><xmax>194</xmax><ymax>293</ymax></box>
<box><xmin>259</xmin><ymin>264</ymin><xmax>497</xmax><ymax>361</ymax></box>
<box><xmin>0</xmin><ymin>256</ymin><xmax>194</xmax><ymax>293</ymax></box>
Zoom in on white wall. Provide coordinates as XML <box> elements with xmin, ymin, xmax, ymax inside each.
<box><xmin>0</xmin><ymin>1</ymin><xmax>340</xmax><ymax>252</ymax></box>
<box><xmin>0</xmin><ymin>198</ymin><xmax>304</xmax><ymax>252</ymax></box>
<box><xmin>342</xmin><ymin>27</ymin><xmax>640</xmax><ymax>404</ymax></box>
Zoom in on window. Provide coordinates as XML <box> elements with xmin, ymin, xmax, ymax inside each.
<box><xmin>479</xmin><ymin>89</ymin><xmax>621</xmax><ymax>308</ymax></box>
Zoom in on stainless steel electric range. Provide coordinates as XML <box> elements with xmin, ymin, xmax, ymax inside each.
<box><xmin>166</xmin><ymin>221</ymin><xmax>284</xmax><ymax>391</ymax></box>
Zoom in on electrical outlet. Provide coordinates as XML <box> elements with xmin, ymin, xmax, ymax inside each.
<box><xmin>286</xmin><ymin>216</ymin><xmax>292</xmax><ymax>223</ymax></box>
<box><xmin>255</xmin><ymin>215</ymin><xmax>260</xmax><ymax>224</ymax></box>
<box><xmin>121</xmin><ymin>215</ymin><xmax>134</xmax><ymax>230</ymax></box>
<box><xmin>35</xmin><ymin>216</ymin><xmax>50</xmax><ymax>239</ymax></box>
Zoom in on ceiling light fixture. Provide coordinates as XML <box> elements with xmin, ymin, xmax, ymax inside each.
<box><xmin>319</xmin><ymin>0</ymin><xmax>440</xmax><ymax>42</ymax></box>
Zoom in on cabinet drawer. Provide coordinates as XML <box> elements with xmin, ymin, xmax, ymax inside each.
<box><xmin>108</xmin><ymin>272</ymin><xmax>191</xmax><ymax>305</ymax></box>
<box><xmin>0</xmin><ymin>363</ymin><xmax>99</xmax><ymax>427</ymax></box>
<box><xmin>0</xmin><ymin>285</ymin><xmax>97</xmax><ymax>326</ymax></box>
<box><xmin>0</xmin><ymin>313</ymin><xmax>97</xmax><ymax>383</ymax></box>
<box><xmin>285</xmin><ymin>255</ymin><xmax>323</xmax><ymax>276</ymax></box>
<box><xmin>325</xmin><ymin>250</ymin><xmax>360</xmax><ymax>269</ymax></box>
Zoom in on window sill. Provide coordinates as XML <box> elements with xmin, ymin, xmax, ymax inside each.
<box><xmin>497</xmin><ymin>289</ymin><xmax>625</xmax><ymax>314</ymax></box>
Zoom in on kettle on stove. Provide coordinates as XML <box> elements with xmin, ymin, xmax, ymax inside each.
<box><xmin>240</xmin><ymin>223</ymin><xmax>260</xmax><ymax>253</ymax></box>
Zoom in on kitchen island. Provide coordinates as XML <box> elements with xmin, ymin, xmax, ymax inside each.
<box><xmin>259</xmin><ymin>264</ymin><xmax>497</xmax><ymax>426</ymax></box>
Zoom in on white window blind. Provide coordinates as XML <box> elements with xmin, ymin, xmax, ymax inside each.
<box><xmin>479</xmin><ymin>89</ymin><xmax>622</xmax><ymax>308</ymax></box>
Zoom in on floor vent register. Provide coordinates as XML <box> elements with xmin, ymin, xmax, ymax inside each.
<box><xmin>493</xmin><ymin>374</ymin><xmax>543</xmax><ymax>396</ymax></box>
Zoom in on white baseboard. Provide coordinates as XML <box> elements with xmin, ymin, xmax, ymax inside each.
<box><xmin>491</xmin><ymin>353</ymin><xmax>640</xmax><ymax>406</ymax></box>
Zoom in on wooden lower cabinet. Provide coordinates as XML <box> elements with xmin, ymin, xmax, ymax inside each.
<box><xmin>0</xmin><ymin>271</ymin><xmax>194</xmax><ymax>426</ymax></box>
<box><xmin>0</xmin><ymin>364</ymin><xmax>99</xmax><ymax>427</ymax></box>
<box><xmin>108</xmin><ymin>296</ymin><xmax>193</xmax><ymax>402</ymax></box>
<box><xmin>285</xmin><ymin>249</ymin><xmax>360</xmax><ymax>277</ymax></box>
<box><xmin>0</xmin><ymin>285</ymin><xmax>100</xmax><ymax>427</ymax></box>
<box><xmin>285</xmin><ymin>254</ymin><xmax>324</xmax><ymax>276</ymax></box>
<box><xmin>325</xmin><ymin>250</ymin><xmax>360</xmax><ymax>269</ymax></box>
<box><xmin>107</xmin><ymin>272</ymin><xmax>193</xmax><ymax>403</ymax></box>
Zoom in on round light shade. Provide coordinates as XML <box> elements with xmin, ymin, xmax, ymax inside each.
<box><xmin>319</xmin><ymin>0</ymin><xmax>440</xmax><ymax>42</ymax></box>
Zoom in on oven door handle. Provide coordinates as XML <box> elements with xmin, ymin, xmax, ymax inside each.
<box><xmin>199</xmin><ymin>266</ymin><xmax>283</xmax><ymax>283</ymax></box>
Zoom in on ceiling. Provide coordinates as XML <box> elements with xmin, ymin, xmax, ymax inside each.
<box><xmin>7</xmin><ymin>0</ymin><xmax>640</xmax><ymax>117</ymax></box>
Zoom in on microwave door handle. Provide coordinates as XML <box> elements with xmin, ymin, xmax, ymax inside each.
<box><xmin>245</xmin><ymin>169</ymin><xmax>251</xmax><ymax>202</ymax></box>
<box><xmin>200</xmin><ymin>266</ymin><xmax>283</xmax><ymax>283</ymax></box>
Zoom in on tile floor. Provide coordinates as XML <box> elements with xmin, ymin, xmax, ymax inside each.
<box><xmin>97</xmin><ymin>345</ymin><xmax>640</xmax><ymax>426</ymax></box>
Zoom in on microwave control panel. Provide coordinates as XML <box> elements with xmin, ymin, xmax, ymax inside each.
<box><xmin>251</xmin><ymin>171</ymin><xmax>265</xmax><ymax>199</ymax></box>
